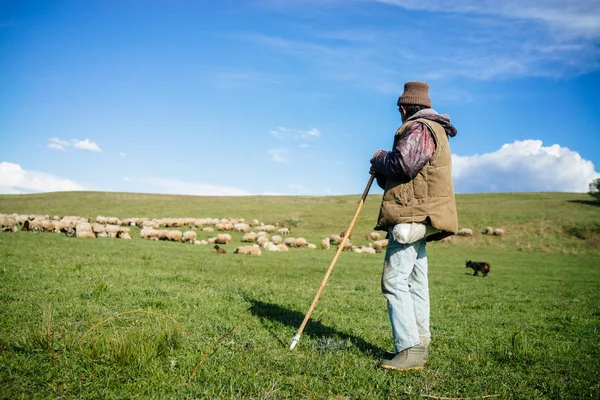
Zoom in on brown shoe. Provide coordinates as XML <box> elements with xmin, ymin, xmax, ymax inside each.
<box><xmin>383</xmin><ymin>347</ymin><xmax>428</xmax><ymax>363</ymax></box>
<box><xmin>379</xmin><ymin>345</ymin><xmax>425</xmax><ymax>371</ymax></box>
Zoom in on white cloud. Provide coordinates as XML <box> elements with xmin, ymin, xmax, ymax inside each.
<box><xmin>47</xmin><ymin>137</ymin><xmax>70</xmax><ymax>151</ymax></box>
<box><xmin>0</xmin><ymin>161</ymin><xmax>84</xmax><ymax>194</ymax></box>
<box><xmin>270</xmin><ymin>126</ymin><xmax>322</xmax><ymax>139</ymax></box>
<box><xmin>141</xmin><ymin>177</ymin><xmax>250</xmax><ymax>196</ymax></box>
<box><xmin>452</xmin><ymin>140</ymin><xmax>599</xmax><ymax>193</ymax></box>
<box><xmin>120</xmin><ymin>152</ymin><xmax>126</xmax><ymax>157</ymax></box>
<box><xmin>72</xmin><ymin>139</ymin><xmax>102</xmax><ymax>152</ymax></box>
<box><xmin>122</xmin><ymin>176</ymin><xmax>130</xmax><ymax>182</ymax></box>
<box><xmin>267</xmin><ymin>148</ymin><xmax>289</xmax><ymax>163</ymax></box>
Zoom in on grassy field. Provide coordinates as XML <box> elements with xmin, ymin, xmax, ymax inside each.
<box><xmin>0</xmin><ymin>191</ymin><xmax>599</xmax><ymax>399</ymax></box>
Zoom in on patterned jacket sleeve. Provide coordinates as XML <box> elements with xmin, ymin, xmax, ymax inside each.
<box><xmin>371</xmin><ymin>121</ymin><xmax>437</xmax><ymax>183</ymax></box>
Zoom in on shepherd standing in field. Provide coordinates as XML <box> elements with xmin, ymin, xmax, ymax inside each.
<box><xmin>369</xmin><ymin>81</ymin><xmax>458</xmax><ymax>370</ymax></box>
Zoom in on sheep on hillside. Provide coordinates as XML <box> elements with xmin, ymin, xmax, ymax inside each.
<box><xmin>75</xmin><ymin>223</ymin><xmax>96</xmax><ymax>239</ymax></box>
<box><xmin>215</xmin><ymin>233</ymin><xmax>232</xmax><ymax>244</ymax></box>
<box><xmin>457</xmin><ymin>228</ymin><xmax>473</xmax><ymax>237</ymax></box>
<box><xmin>368</xmin><ymin>232</ymin><xmax>382</xmax><ymax>241</ymax></box>
<box><xmin>166</xmin><ymin>230</ymin><xmax>183</xmax><ymax>242</ymax></box>
<box><xmin>329</xmin><ymin>234</ymin><xmax>342</xmax><ymax>245</ymax></box>
<box><xmin>242</xmin><ymin>232</ymin><xmax>257</xmax><ymax>243</ymax></box>
<box><xmin>372</xmin><ymin>239</ymin><xmax>388</xmax><ymax>253</ymax></box>
<box><xmin>295</xmin><ymin>237</ymin><xmax>308</xmax><ymax>248</ymax></box>
<box><xmin>493</xmin><ymin>228</ymin><xmax>505</xmax><ymax>236</ymax></box>
<box><xmin>482</xmin><ymin>226</ymin><xmax>494</xmax><ymax>235</ymax></box>
<box><xmin>0</xmin><ymin>215</ymin><xmax>18</xmax><ymax>232</ymax></box>
<box><xmin>182</xmin><ymin>230</ymin><xmax>197</xmax><ymax>243</ymax></box>
<box><xmin>321</xmin><ymin>238</ymin><xmax>331</xmax><ymax>250</ymax></box>
<box><xmin>234</xmin><ymin>245</ymin><xmax>262</xmax><ymax>256</ymax></box>
<box><xmin>277</xmin><ymin>227</ymin><xmax>291</xmax><ymax>235</ymax></box>
<box><xmin>271</xmin><ymin>235</ymin><xmax>283</xmax><ymax>245</ymax></box>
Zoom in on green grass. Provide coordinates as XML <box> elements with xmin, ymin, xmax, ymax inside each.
<box><xmin>0</xmin><ymin>191</ymin><xmax>599</xmax><ymax>399</ymax></box>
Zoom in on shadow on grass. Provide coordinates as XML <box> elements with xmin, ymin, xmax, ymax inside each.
<box><xmin>246</xmin><ymin>297</ymin><xmax>384</xmax><ymax>358</ymax></box>
<box><xmin>568</xmin><ymin>199</ymin><xmax>600</xmax><ymax>207</ymax></box>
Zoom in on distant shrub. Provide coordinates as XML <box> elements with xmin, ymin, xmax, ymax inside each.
<box><xmin>589</xmin><ymin>178</ymin><xmax>600</xmax><ymax>202</ymax></box>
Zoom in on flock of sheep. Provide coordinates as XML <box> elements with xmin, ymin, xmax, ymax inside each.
<box><xmin>0</xmin><ymin>213</ymin><xmax>393</xmax><ymax>256</ymax></box>
<box><xmin>0</xmin><ymin>213</ymin><xmax>505</xmax><ymax>255</ymax></box>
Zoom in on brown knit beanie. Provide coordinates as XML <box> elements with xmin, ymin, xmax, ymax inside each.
<box><xmin>397</xmin><ymin>81</ymin><xmax>432</xmax><ymax>108</ymax></box>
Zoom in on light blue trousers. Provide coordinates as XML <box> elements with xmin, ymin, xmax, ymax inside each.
<box><xmin>381</xmin><ymin>230</ymin><xmax>430</xmax><ymax>353</ymax></box>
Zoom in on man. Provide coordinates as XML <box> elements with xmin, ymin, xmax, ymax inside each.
<box><xmin>369</xmin><ymin>81</ymin><xmax>458</xmax><ymax>370</ymax></box>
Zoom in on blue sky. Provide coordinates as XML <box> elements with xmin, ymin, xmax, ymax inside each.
<box><xmin>1</xmin><ymin>0</ymin><xmax>599</xmax><ymax>196</ymax></box>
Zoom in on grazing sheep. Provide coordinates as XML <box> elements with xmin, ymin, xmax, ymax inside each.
<box><xmin>295</xmin><ymin>237</ymin><xmax>308</xmax><ymax>248</ymax></box>
<box><xmin>493</xmin><ymin>228</ymin><xmax>505</xmax><ymax>237</ymax></box>
<box><xmin>482</xmin><ymin>226</ymin><xmax>494</xmax><ymax>235</ymax></box>
<box><xmin>216</xmin><ymin>222</ymin><xmax>234</xmax><ymax>231</ymax></box>
<box><xmin>182</xmin><ymin>230</ymin><xmax>197</xmax><ymax>243</ymax></box>
<box><xmin>242</xmin><ymin>232</ymin><xmax>257</xmax><ymax>243</ymax></box>
<box><xmin>214</xmin><ymin>245</ymin><xmax>226</xmax><ymax>254</ymax></box>
<box><xmin>321</xmin><ymin>238</ymin><xmax>331</xmax><ymax>250</ymax></box>
<box><xmin>234</xmin><ymin>223</ymin><xmax>250</xmax><ymax>232</ymax></box>
<box><xmin>201</xmin><ymin>227</ymin><xmax>215</xmax><ymax>232</ymax></box>
<box><xmin>120</xmin><ymin>232</ymin><xmax>132</xmax><ymax>240</ymax></box>
<box><xmin>337</xmin><ymin>240</ymin><xmax>353</xmax><ymax>251</ymax></box>
<box><xmin>353</xmin><ymin>245</ymin><xmax>376</xmax><ymax>254</ymax></box>
<box><xmin>140</xmin><ymin>227</ymin><xmax>160</xmax><ymax>240</ymax></box>
<box><xmin>329</xmin><ymin>234</ymin><xmax>342</xmax><ymax>245</ymax></box>
<box><xmin>457</xmin><ymin>228</ymin><xmax>473</xmax><ymax>237</ymax></box>
<box><xmin>277</xmin><ymin>227</ymin><xmax>291</xmax><ymax>235</ymax></box>
<box><xmin>261</xmin><ymin>224</ymin><xmax>277</xmax><ymax>233</ymax></box>
<box><xmin>307</xmin><ymin>243</ymin><xmax>317</xmax><ymax>249</ymax></box>
<box><xmin>283</xmin><ymin>237</ymin><xmax>297</xmax><ymax>247</ymax></box>
<box><xmin>250</xmin><ymin>219</ymin><xmax>260</xmax><ymax>227</ymax></box>
<box><xmin>271</xmin><ymin>235</ymin><xmax>283</xmax><ymax>245</ymax></box>
<box><xmin>256</xmin><ymin>236</ymin><xmax>269</xmax><ymax>246</ymax></box>
<box><xmin>0</xmin><ymin>215</ymin><xmax>18</xmax><ymax>232</ymax></box>
<box><xmin>276</xmin><ymin>243</ymin><xmax>289</xmax><ymax>251</ymax></box>
<box><xmin>368</xmin><ymin>232</ymin><xmax>382</xmax><ymax>241</ymax></box>
<box><xmin>264</xmin><ymin>242</ymin><xmax>280</xmax><ymax>251</ymax></box>
<box><xmin>256</xmin><ymin>231</ymin><xmax>269</xmax><ymax>238</ymax></box>
<box><xmin>372</xmin><ymin>239</ymin><xmax>388</xmax><ymax>253</ymax></box>
<box><xmin>166</xmin><ymin>230</ymin><xmax>183</xmax><ymax>242</ymax></box>
<box><xmin>194</xmin><ymin>240</ymin><xmax>208</xmax><ymax>245</ymax></box>
<box><xmin>215</xmin><ymin>233</ymin><xmax>232</xmax><ymax>245</ymax></box>
<box><xmin>234</xmin><ymin>245</ymin><xmax>262</xmax><ymax>255</ymax></box>
<box><xmin>75</xmin><ymin>223</ymin><xmax>96</xmax><ymax>239</ymax></box>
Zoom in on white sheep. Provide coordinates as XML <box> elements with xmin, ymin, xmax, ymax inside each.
<box><xmin>234</xmin><ymin>245</ymin><xmax>262</xmax><ymax>255</ymax></box>
<box><xmin>234</xmin><ymin>223</ymin><xmax>250</xmax><ymax>232</ymax></box>
<box><xmin>242</xmin><ymin>232</ymin><xmax>257</xmax><ymax>243</ymax></box>
<box><xmin>372</xmin><ymin>239</ymin><xmax>388</xmax><ymax>253</ymax></box>
<box><xmin>276</xmin><ymin>244</ymin><xmax>289</xmax><ymax>251</ymax></box>
<box><xmin>458</xmin><ymin>228</ymin><xmax>473</xmax><ymax>237</ymax></box>
<box><xmin>321</xmin><ymin>238</ymin><xmax>331</xmax><ymax>250</ymax></box>
<box><xmin>295</xmin><ymin>237</ymin><xmax>308</xmax><ymax>248</ymax></box>
<box><xmin>0</xmin><ymin>215</ymin><xmax>18</xmax><ymax>232</ymax></box>
<box><xmin>368</xmin><ymin>232</ymin><xmax>382</xmax><ymax>241</ymax></box>
<box><xmin>256</xmin><ymin>236</ymin><xmax>269</xmax><ymax>246</ymax></box>
<box><xmin>493</xmin><ymin>228</ymin><xmax>505</xmax><ymax>236</ymax></box>
<box><xmin>284</xmin><ymin>237</ymin><xmax>297</xmax><ymax>247</ymax></box>
<box><xmin>182</xmin><ymin>230</ymin><xmax>197</xmax><ymax>243</ymax></box>
<box><xmin>482</xmin><ymin>226</ymin><xmax>494</xmax><ymax>235</ymax></box>
<box><xmin>215</xmin><ymin>233</ymin><xmax>232</xmax><ymax>244</ymax></box>
<box><xmin>277</xmin><ymin>227</ymin><xmax>291</xmax><ymax>235</ymax></box>
<box><xmin>329</xmin><ymin>234</ymin><xmax>342</xmax><ymax>245</ymax></box>
<box><xmin>271</xmin><ymin>235</ymin><xmax>283</xmax><ymax>245</ymax></box>
<box><xmin>75</xmin><ymin>222</ymin><xmax>96</xmax><ymax>239</ymax></box>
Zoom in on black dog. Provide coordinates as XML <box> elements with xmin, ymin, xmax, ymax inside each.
<box><xmin>466</xmin><ymin>260</ymin><xmax>490</xmax><ymax>277</ymax></box>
